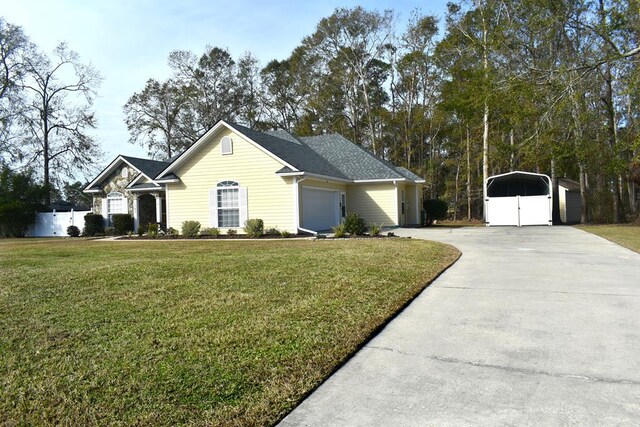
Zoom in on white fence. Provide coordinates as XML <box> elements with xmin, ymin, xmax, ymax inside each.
<box><xmin>26</xmin><ymin>210</ymin><xmax>91</xmax><ymax>237</ymax></box>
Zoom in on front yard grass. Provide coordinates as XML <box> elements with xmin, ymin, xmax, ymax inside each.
<box><xmin>0</xmin><ymin>238</ymin><xmax>459</xmax><ymax>426</ymax></box>
<box><xmin>577</xmin><ymin>224</ymin><xmax>640</xmax><ymax>253</ymax></box>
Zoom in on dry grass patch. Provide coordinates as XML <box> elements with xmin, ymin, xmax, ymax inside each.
<box><xmin>0</xmin><ymin>238</ymin><xmax>458</xmax><ymax>426</ymax></box>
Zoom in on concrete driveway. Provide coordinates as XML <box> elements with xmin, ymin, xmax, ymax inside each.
<box><xmin>280</xmin><ymin>226</ymin><xmax>640</xmax><ymax>426</ymax></box>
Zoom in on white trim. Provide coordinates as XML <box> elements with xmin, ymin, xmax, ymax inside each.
<box><xmin>154</xmin><ymin>178</ymin><xmax>180</xmax><ymax>184</ymax></box>
<box><xmin>413</xmin><ymin>179</ymin><xmax>426</xmax><ymax>183</ymax></box>
<box><xmin>84</xmin><ymin>188</ymin><xmax>101</xmax><ymax>193</ymax></box>
<box><xmin>165</xmin><ymin>184</ymin><xmax>171</xmax><ymax>229</ymax></box>
<box><xmin>84</xmin><ymin>155</ymin><xmax>157</xmax><ymax>192</ymax></box>
<box><xmin>126</xmin><ymin>173</ymin><xmax>161</xmax><ymax>189</ymax></box>
<box><xmin>277</xmin><ymin>171</ymin><xmax>305</xmax><ymax>177</ymax></box>
<box><xmin>277</xmin><ymin>171</ymin><xmax>351</xmax><ymax>184</ymax></box>
<box><xmin>133</xmin><ymin>195</ymin><xmax>139</xmax><ymax>233</ymax></box>
<box><xmin>293</xmin><ymin>177</ymin><xmax>301</xmax><ymax>231</ymax></box>
<box><xmin>126</xmin><ymin>186</ymin><xmax>166</xmax><ymax>193</ymax></box>
<box><xmin>301</xmin><ymin>185</ymin><xmax>343</xmax><ymax>192</ymax></box>
<box><xmin>394</xmin><ymin>181</ymin><xmax>400</xmax><ymax>226</ymax></box>
<box><xmin>156</xmin><ymin>120</ymin><xmax>299</xmax><ymax>179</ymax></box>
<box><xmin>414</xmin><ymin>186</ymin><xmax>420</xmax><ymax>225</ymax></box>
<box><xmin>353</xmin><ymin>178</ymin><xmax>407</xmax><ymax>183</ymax></box>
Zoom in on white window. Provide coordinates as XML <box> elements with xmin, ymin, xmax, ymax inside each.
<box><xmin>107</xmin><ymin>192</ymin><xmax>127</xmax><ymax>214</ymax></box>
<box><xmin>209</xmin><ymin>181</ymin><xmax>247</xmax><ymax>228</ymax></box>
<box><xmin>121</xmin><ymin>168</ymin><xmax>129</xmax><ymax>178</ymax></box>
<box><xmin>217</xmin><ymin>181</ymin><xmax>239</xmax><ymax>227</ymax></box>
<box><xmin>221</xmin><ymin>136</ymin><xmax>233</xmax><ymax>155</ymax></box>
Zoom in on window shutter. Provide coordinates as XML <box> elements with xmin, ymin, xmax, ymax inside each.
<box><xmin>101</xmin><ymin>198</ymin><xmax>108</xmax><ymax>216</ymax></box>
<box><xmin>239</xmin><ymin>187</ymin><xmax>248</xmax><ymax>226</ymax></box>
<box><xmin>209</xmin><ymin>189</ymin><xmax>218</xmax><ymax>227</ymax></box>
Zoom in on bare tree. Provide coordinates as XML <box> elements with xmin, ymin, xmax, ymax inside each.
<box><xmin>19</xmin><ymin>42</ymin><xmax>102</xmax><ymax>205</ymax></box>
<box><xmin>0</xmin><ymin>18</ymin><xmax>29</xmax><ymax>164</ymax></box>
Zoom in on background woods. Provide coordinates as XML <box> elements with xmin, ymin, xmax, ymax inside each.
<box><xmin>2</xmin><ymin>1</ymin><xmax>639</xmax><ymax>222</ymax></box>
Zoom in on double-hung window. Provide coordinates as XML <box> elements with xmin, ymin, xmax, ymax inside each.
<box><xmin>217</xmin><ymin>181</ymin><xmax>240</xmax><ymax>227</ymax></box>
<box><xmin>107</xmin><ymin>192</ymin><xmax>126</xmax><ymax>215</ymax></box>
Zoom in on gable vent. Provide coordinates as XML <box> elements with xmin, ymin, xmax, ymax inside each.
<box><xmin>221</xmin><ymin>136</ymin><xmax>233</xmax><ymax>155</ymax></box>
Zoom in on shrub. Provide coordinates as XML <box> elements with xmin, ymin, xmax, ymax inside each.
<box><xmin>147</xmin><ymin>223</ymin><xmax>159</xmax><ymax>238</ymax></box>
<box><xmin>227</xmin><ymin>228</ymin><xmax>237</xmax><ymax>236</ymax></box>
<box><xmin>111</xmin><ymin>213</ymin><xmax>134</xmax><ymax>235</ymax></box>
<box><xmin>104</xmin><ymin>227</ymin><xmax>115</xmax><ymax>236</ymax></box>
<box><xmin>344</xmin><ymin>212</ymin><xmax>367</xmax><ymax>235</ymax></box>
<box><xmin>166</xmin><ymin>227</ymin><xmax>179</xmax><ymax>237</ymax></box>
<box><xmin>0</xmin><ymin>167</ymin><xmax>46</xmax><ymax>237</ymax></box>
<box><xmin>423</xmin><ymin>199</ymin><xmax>448</xmax><ymax>226</ymax></box>
<box><xmin>332</xmin><ymin>223</ymin><xmax>347</xmax><ymax>238</ymax></box>
<box><xmin>66</xmin><ymin>225</ymin><xmax>80</xmax><ymax>237</ymax></box>
<box><xmin>265</xmin><ymin>227</ymin><xmax>280</xmax><ymax>236</ymax></box>
<box><xmin>243</xmin><ymin>218</ymin><xmax>264</xmax><ymax>238</ymax></box>
<box><xmin>200</xmin><ymin>227</ymin><xmax>220</xmax><ymax>237</ymax></box>
<box><xmin>369</xmin><ymin>223</ymin><xmax>382</xmax><ymax>237</ymax></box>
<box><xmin>83</xmin><ymin>213</ymin><xmax>104</xmax><ymax>236</ymax></box>
<box><xmin>181</xmin><ymin>220</ymin><xmax>201</xmax><ymax>237</ymax></box>
<box><xmin>280</xmin><ymin>230</ymin><xmax>291</xmax><ymax>238</ymax></box>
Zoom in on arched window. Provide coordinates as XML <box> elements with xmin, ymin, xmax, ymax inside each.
<box><xmin>217</xmin><ymin>181</ymin><xmax>239</xmax><ymax>227</ymax></box>
<box><xmin>107</xmin><ymin>191</ymin><xmax>126</xmax><ymax>214</ymax></box>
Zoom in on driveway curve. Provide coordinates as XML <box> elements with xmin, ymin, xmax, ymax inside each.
<box><xmin>280</xmin><ymin>226</ymin><xmax>640</xmax><ymax>426</ymax></box>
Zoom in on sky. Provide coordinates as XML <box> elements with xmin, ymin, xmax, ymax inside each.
<box><xmin>2</xmin><ymin>0</ymin><xmax>449</xmax><ymax>180</ymax></box>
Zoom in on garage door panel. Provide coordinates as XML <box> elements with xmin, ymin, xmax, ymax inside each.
<box><xmin>302</xmin><ymin>188</ymin><xmax>338</xmax><ymax>231</ymax></box>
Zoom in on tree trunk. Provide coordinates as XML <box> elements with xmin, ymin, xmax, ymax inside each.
<box><xmin>509</xmin><ymin>129</ymin><xmax>515</xmax><ymax>171</ymax></box>
<box><xmin>43</xmin><ymin>97</ymin><xmax>51</xmax><ymax>207</ymax></box>
<box><xmin>580</xmin><ymin>166</ymin><xmax>588</xmax><ymax>223</ymax></box>
<box><xmin>467</xmin><ymin>125</ymin><xmax>472</xmax><ymax>221</ymax></box>
<box><xmin>629</xmin><ymin>180</ymin><xmax>637</xmax><ymax>214</ymax></box>
<box><xmin>481</xmin><ymin>21</ymin><xmax>489</xmax><ymax>222</ymax></box>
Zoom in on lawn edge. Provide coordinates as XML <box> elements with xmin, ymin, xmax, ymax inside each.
<box><xmin>273</xmin><ymin>243</ymin><xmax>462</xmax><ymax>426</ymax></box>
<box><xmin>574</xmin><ymin>224</ymin><xmax>640</xmax><ymax>254</ymax></box>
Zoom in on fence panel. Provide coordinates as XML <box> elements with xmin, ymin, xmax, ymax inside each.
<box><xmin>26</xmin><ymin>210</ymin><xmax>91</xmax><ymax>237</ymax></box>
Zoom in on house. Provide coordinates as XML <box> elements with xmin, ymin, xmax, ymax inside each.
<box><xmin>84</xmin><ymin>120</ymin><xmax>425</xmax><ymax>233</ymax></box>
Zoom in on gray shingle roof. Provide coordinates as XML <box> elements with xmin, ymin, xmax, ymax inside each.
<box><xmin>301</xmin><ymin>134</ymin><xmax>406</xmax><ymax>180</ymax></box>
<box><xmin>396</xmin><ymin>166</ymin><xmax>424</xmax><ymax>182</ymax></box>
<box><xmin>121</xmin><ymin>156</ymin><xmax>172</xmax><ymax>180</ymax></box>
<box><xmin>226</xmin><ymin>123</ymin><xmax>349</xmax><ymax>179</ymax></box>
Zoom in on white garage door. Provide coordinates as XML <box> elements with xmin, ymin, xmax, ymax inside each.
<box><xmin>302</xmin><ymin>188</ymin><xmax>339</xmax><ymax>231</ymax></box>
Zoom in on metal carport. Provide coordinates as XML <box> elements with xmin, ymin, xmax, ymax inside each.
<box><xmin>486</xmin><ymin>171</ymin><xmax>552</xmax><ymax>226</ymax></box>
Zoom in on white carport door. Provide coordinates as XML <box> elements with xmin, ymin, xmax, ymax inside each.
<box><xmin>302</xmin><ymin>188</ymin><xmax>339</xmax><ymax>231</ymax></box>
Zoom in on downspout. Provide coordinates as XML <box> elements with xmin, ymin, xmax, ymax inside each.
<box><xmin>293</xmin><ymin>176</ymin><xmax>317</xmax><ymax>236</ymax></box>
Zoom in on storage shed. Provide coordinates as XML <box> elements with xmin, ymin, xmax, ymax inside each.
<box><xmin>486</xmin><ymin>171</ymin><xmax>552</xmax><ymax>226</ymax></box>
<box><xmin>557</xmin><ymin>177</ymin><xmax>582</xmax><ymax>224</ymax></box>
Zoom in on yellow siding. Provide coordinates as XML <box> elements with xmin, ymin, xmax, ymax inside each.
<box><xmin>346</xmin><ymin>183</ymin><xmax>398</xmax><ymax>226</ymax></box>
<box><xmin>166</xmin><ymin>127</ymin><xmax>296</xmax><ymax>232</ymax></box>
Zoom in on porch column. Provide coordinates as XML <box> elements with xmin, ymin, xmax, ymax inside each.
<box><xmin>132</xmin><ymin>195</ymin><xmax>139</xmax><ymax>233</ymax></box>
<box><xmin>155</xmin><ymin>194</ymin><xmax>164</xmax><ymax>226</ymax></box>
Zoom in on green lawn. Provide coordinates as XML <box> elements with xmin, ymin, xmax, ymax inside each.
<box><xmin>577</xmin><ymin>224</ymin><xmax>640</xmax><ymax>253</ymax></box>
<box><xmin>0</xmin><ymin>238</ymin><xmax>458</xmax><ymax>426</ymax></box>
